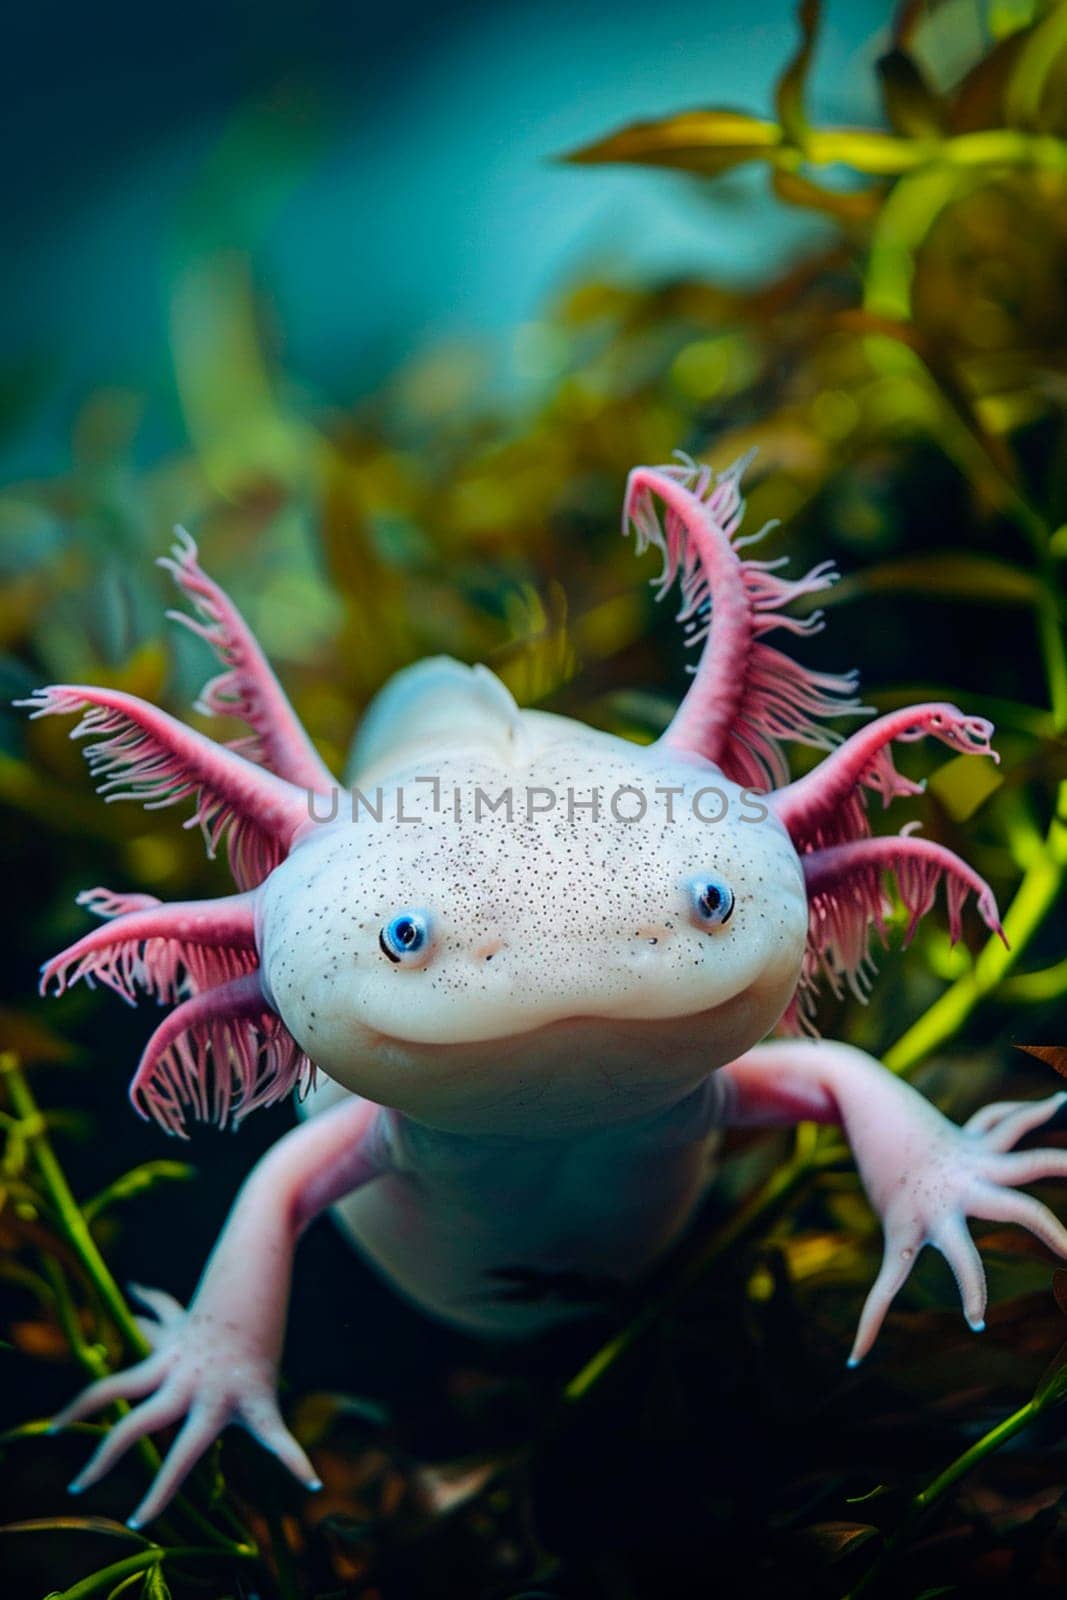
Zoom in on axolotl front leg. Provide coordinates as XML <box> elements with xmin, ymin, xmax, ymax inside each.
<box><xmin>716</xmin><ymin>1041</ymin><xmax>1067</xmax><ymax>1361</ymax></box>
<box><xmin>53</xmin><ymin>1094</ymin><xmax>391</xmax><ymax>1527</ymax></box>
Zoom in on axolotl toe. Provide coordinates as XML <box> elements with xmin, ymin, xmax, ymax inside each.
<box><xmin>24</xmin><ymin>455</ymin><xmax>1067</xmax><ymax>1527</ymax></box>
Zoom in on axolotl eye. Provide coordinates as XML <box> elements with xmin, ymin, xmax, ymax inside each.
<box><xmin>379</xmin><ymin>910</ymin><xmax>432</xmax><ymax>965</ymax></box>
<box><xmin>688</xmin><ymin>875</ymin><xmax>735</xmax><ymax>929</ymax></box>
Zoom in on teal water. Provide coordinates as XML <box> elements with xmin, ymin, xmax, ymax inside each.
<box><xmin>3</xmin><ymin>0</ymin><xmax>893</xmax><ymax>478</ymax></box>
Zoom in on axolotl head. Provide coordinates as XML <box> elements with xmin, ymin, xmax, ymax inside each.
<box><xmin>31</xmin><ymin>470</ymin><xmax>1005</xmax><ymax>1141</ymax></box>
<box><xmin>257</xmin><ymin>722</ymin><xmax>807</xmax><ymax>1134</ymax></box>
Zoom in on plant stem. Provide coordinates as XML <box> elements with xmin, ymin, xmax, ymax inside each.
<box><xmin>844</xmin><ymin>1399</ymin><xmax>1040</xmax><ymax>1599</ymax></box>
<box><xmin>1033</xmin><ymin>552</ymin><xmax>1067</xmax><ymax>732</ymax></box>
<box><xmin>0</xmin><ymin>1055</ymin><xmax>147</xmax><ymax>1355</ymax></box>
<box><xmin>0</xmin><ymin>1054</ymin><xmax>251</xmax><ymax>1555</ymax></box>
<box><xmin>913</xmin><ymin>1400</ymin><xmax>1038</xmax><ymax>1515</ymax></box>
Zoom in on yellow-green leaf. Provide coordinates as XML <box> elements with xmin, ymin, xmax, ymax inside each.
<box><xmin>140</xmin><ymin>1566</ymin><xmax>171</xmax><ymax>1600</ymax></box>
<box><xmin>804</xmin><ymin>126</ymin><xmax>932</xmax><ymax>175</ymax></box>
<box><xmin>988</xmin><ymin>0</ymin><xmax>1042</xmax><ymax>43</ymax></box>
<box><xmin>0</xmin><ymin>1418</ymin><xmax>106</xmax><ymax>1443</ymax></box>
<box><xmin>82</xmin><ymin>1161</ymin><xmax>196</xmax><ymax>1224</ymax></box>
<box><xmin>1004</xmin><ymin>2</ymin><xmax>1067</xmax><ymax>129</ymax></box>
<box><xmin>927</xmin><ymin>754</ymin><xmax>1004</xmax><ymax>822</ymax></box>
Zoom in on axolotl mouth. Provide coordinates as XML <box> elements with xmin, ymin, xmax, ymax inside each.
<box><xmin>277</xmin><ymin>973</ymin><xmax>803</xmax><ymax>1135</ymax></box>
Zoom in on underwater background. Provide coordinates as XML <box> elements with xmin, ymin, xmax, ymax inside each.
<box><xmin>2</xmin><ymin>0</ymin><xmax>1067</xmax><ymax>1593</ymax></box>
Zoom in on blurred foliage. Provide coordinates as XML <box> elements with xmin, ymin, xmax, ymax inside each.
<box><xmin>2</xmin><ymin>0</ymin><xmax>1067</xmax><ymax>1595</ymax></box>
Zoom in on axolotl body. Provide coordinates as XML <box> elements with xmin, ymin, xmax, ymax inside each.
<box><xmin>24</xmin><ymin>456</ymin><xmax>1067</xmax><ymax>1526</ymax></box>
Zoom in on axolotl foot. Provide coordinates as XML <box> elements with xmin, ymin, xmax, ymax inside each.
<box><xmin>720</xmin><ymin>1046</ymin><xmax>1067</xmax><ymax>1364</ymax></box>
<box><xmin>51</xmin><ymin>1283</ymin><xmax>321</xmax><ymax>1527</ymax></box>
<box><xmin>849</xmin><ymin>1089</ymin><xmax>1067</xmax><ymax>1364</ymax></box>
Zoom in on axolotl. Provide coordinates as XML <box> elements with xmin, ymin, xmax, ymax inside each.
<box><xmin>23</xmin><ymin>455</ymin><xmax>1067</xmax><ymax>1528</ymax></box>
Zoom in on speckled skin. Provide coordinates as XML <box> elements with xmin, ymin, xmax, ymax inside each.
<box><xmin>33</xmin><ymin>478</ymin><xmax>1067</xmax><ymax>1530</ymax></box>
<box><xmin>254</xmin><ymin>706</ymin><xmax>803</xmax><ymax>1334</ymax></box>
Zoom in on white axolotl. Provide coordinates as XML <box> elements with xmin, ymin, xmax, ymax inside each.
<box><xmin>23</xmin><ymin>456</ymin><xmax>1067</xmax><ymax>1528</ymax></box>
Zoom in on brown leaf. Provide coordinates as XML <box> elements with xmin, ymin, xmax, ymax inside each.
<box><xmin>1053</xmin><ymin>1270</ymin><xmax>1067</xmax><ymax>1318</ymax></box>
<box><xmin>772</xmin><ymin>169</ymin><xmax>883</xmax><ymax>224</ymax></box>
<box><xmin>10</xmin><ymin>1319</ymin><xmax>70</xmax><ymax>1360</ymax></box>
<box><xmin>877</xmin><ymin>47</ymin><xmax>947</xmax><ymax>139</ymax></box>
<box><xmin>775</xmin><ymin>0</ymin><xmax>820</xmax><ymax>148</ymax></box>
<box><xmin>0</xmin><ymin>1515</ymin><xmax>147</xmax><ymax>1539</ymax></box>
<box><xmin>1015</xmin><ymin>1045</ymin><xmax>1067</xmax><ymax>1079</ymax></box>
<box><xmin>794</xmin><ymin>1521</ymin><xmax>880</xmax><ymax>1564</ymax></box>
<box><xmin>0</xmin><ymin>1009</ymin><xmax>76</xmax><ymax>1065</ymax></box>
<box><xmin>411</xmin><ymin>1458</ymin><xmax>500</xmax><ymax>1516</ymax></box>
<box><xmin>560</xmin><ymin>109</ymin><xmax>781</xmax><ymax>178</ymax></box>
<box><xmin>891</xmin><ymin>0</ymin><xmax>926</xmax><ymax>51</ymax></box>
<box><xmin>975</xmin><ymin>1226</ymin><xmax>1065</xmax><ymax>1264</ymax></box>
<box><xmin>948</xmin><ymin>30</ymin><xmax>1026</xmax><ymax>133</ymax></box>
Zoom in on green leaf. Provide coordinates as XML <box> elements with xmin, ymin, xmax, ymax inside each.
<box><xmin>775</xmin><ymin>0</ymin><xmax>820</xmax><ymax>149</ymax></box>
<box><xmin>82</xmin><ymin>1161</ymin><xmax>196</xmax><ymax>1224</ymax></box>
<box><xmin>105</xmin><ymin>1576</ymin><xmax>145</xmax><ymax>1600</ymax></box>
<box><xmin>561</xmin><ymin>108</ymin><xmax>781</xmax><ymax>177</ymax></box>
<box><xmin>140</xmin><ymin>1566</ymin><xmax>171</xmax><ymax>1600</ymax></box>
